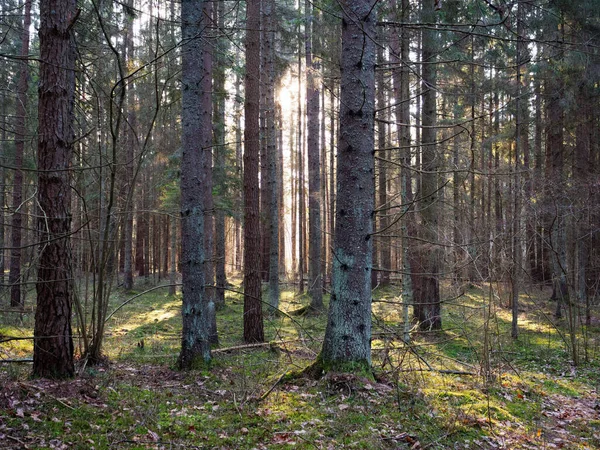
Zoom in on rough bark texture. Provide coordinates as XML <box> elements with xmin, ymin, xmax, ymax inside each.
<box><xmin>178</xmin><ymin>0</ymin><xmax>212</xmax><ymax>368</ymax></box>
<box><xmin>320</xmin><ymin>0</ymin><xmax>377</xmax><ymax>370</ymax></box>
<box><xmin>306</xmin><ymin>0</ymin><xmax>323</xmax><ymax>310</ymax></box>
<box><xmin>243</xmin><ymin>0</ymin><xmax>265</xmax><ymax>343</ymax></box>
<box><xmin>9</xmin><ymin>0</ymin><xmax>32</xmax><ymax>308</ymax></box>
<box><xmin>411</xmin><ymin>0</ymin><xmax>441</xmax><ymax>331</ymax></box>
<box><xmin>33</xmin><ymin>0</ymin><xmax>76</xmax><ymax>379</ymax></box>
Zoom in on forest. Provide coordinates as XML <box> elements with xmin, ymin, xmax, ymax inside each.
<box><xmin>1</xmin><ymin>0</ymin><xmax>600</xmax><ymax>448</ymax></box>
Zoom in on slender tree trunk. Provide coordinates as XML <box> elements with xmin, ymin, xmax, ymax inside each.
<box><xmin>392</xmin><ymin>0</ymin><xmax>414</xmax><ymax>342</ymax></box>
<box><xmin>378</xmin><ymin>42</ymin><xmax>390</xmax><ymax>286</ymax></box>
<box><xmin>214</xmin><ymin>0</ymin><xmax>227</xmax><ymax>309</ymax></box>
<box><xmin>264</xmin><ymin>0</ymin><xmax>280</xmax><ymax>311</ymax></box>
<box><xmin>0</xmin><ymin>93</ymin><xmax>6</xmax><ymax>290</ymax></box>
<box><xmin>574</xmin><ymin>84</ymin><xmax>590</xmax><ymax>326</ymax></box>
<box><xmin>234</xmin><ymin>69</ymin><xmax>243</xmax><ymax>272</ymax></box>
<box><xmin>320</xmin><ymin>0</ymin><xmax>377</xmax><ymax>370</ymax></box>
<box><xmin>412</xmin><ymin>0</ymin><xmax>441</xmax><ymax>330</ymax></box>
<box><xmin>290</xmin><ymin>106</ymin><xmax>297</xmax><ymax>282</ymax></box>
<box><xmin>123</xmin><ymin>0</ymin><xmax>136</xmax><ymax>291</ymax></box>
<box><xmin>9</xmin><ymin>0</ymin><xmax>32</xmax><ymax>308</ymax></box>
<box><xmin>297</xmin><ymin>41</ymin><xmax>305</xmax><ymax>294</ymax></box>
<box><xmin>135</xmin><ymin>197</ymin><xmax>146</xmax><ymax>277</ymax></box>
<box><xmin>277</xmin><ymin>104</ymin><xmax>286</xmax><ymax>277</ymax></box>
<box><xmin>198</xmin><ymin>0</ymin><xmax>217</xmax><ymax>345</ymax></box>
<box><xmin>306</xmin><ymin>0</ymin><xmax>322</xmax><ymax>310</ymax></box>
<box><xmin>178</xmin><ymin>0</ymin><xmax>213</xmax><ymax>368</ymax></box>
<box><xmin>123</xmin><ymin>0</ymin><xmax>138</xmax><ymax>291</ymax></box>
<box><xmin>260</xmin><ymin>17</ymin><xmax>269</xmax><ymax>283</ymax></box>
<box><xmin>243</xmin><ymin>0</ymin><xmax>265</xmax><ymax>343</ymax></box>
<box><xmin>511</xmin><ymin>1</ymin><xmax>525</xmax><ymax>339</ymax></box>
<box><xmin>320</xmin><ymin>87</ymin><xmax>327</xmax><ymax>289</ymax></box>
<box><xmin>329</xmin><ymin>86</ymin><xmax>336</xmax><ymax>287</ymax></box>
<box><xmin>169</xmin><ymin>215</ymin><xmax>177</xmax><ymax>296</ymax></box>
<box><xmin>33</xmin><ymin>0</ymin><xmax>76</xmax><ymax>378</ymax></box>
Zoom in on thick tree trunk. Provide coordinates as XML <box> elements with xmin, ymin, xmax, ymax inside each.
<box><xmin>178</xmin><ymin>0</ymin><xmax>213</xmax><ymax>368</ymax></box>
<box><xmin>33</xmin><ymin>0</ymin><xmax>76</xmax><ymax>378</ymax></box>
<box><xmin>320</xmin><ymin>0</ymin><xmax>377</xmax><ymax>370</ymax></box>
<box><xmin>9</xmin><ymin>0</ymin><xmax>32</xmax><ymax>308</ymax></box>
<box><xmin>306</xmin><ymin>0</ymin><xmax>323</xmax><ymax>310</ymax></box>
<box><xmin>243</xmin><ymin>0</ymin><xmax>265</xmax><ymax>343</ymax></box>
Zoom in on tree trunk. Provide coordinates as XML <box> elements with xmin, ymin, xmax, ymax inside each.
<box><xmin>213</xmin><ymin>0</ymin><xmax>227</xmax><ymax>309</ymax></box>
<box><xmin>297</xmin><ymin>42</ymin><xmax>305</xmax><ymax>294</ymax></box>
<box><xmin>243</xmin><ymin>0</ymin><xmax>265</xmax><ymax>343</ymax></box>
<box><xmin>178</xmin><ymin>0</ymin><xmax>213</xmax><ymax>368</ymax></box>
<box><xmin>391</xmin><ymin>0</ymin><xmax>413</xmax><ymax>342</ymax></box>
<box><xmin>265</xmin><ymin>0</ymin><xmax>280</xmax><ymax>311</ymax></box>
<box><xmin>9</xmin><ymin>0</ymin><xmax>32</xmax><ymax>308</ymax></box>
<box><xmin>0</xmin><ymin>93</ymin><xmax>6</xmax><ymax>290</ymax></box>
<box><xmin>320</xmin><ymin>0</ymin><xmax>377</xmax><ymax>370</ymax></box>
<box><xmin>33</xmin><ymin>0</ymin><xmax>76</xmax><ymax>378</ymax></box>
<box><xmin>412</xmin><ymin>0</ymin><xmax>441</xmax><ymax>331</ymax></box>
<box><xmin>306</xmin><ymin>0</ymin><xmax>323</xmax><ymax>310</ymax></box>
<box><xmin>169</xmin><ymin>215</ymin><xmax>177</xmax><ymax>296</ymax></box>
<box><xmin>123</xmin><ymin>0</ymin><xmax>136</xmax><ymax>291</ymax></box>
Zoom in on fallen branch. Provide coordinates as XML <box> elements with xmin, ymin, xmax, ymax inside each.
<box><xmin>258</xmin><ymin>371</ymin><xmax>288</xmax><ymax>401</ymax></box>
<box><xmin>0</xmin><ymin>358</ymin><xmax>33</xmax><ymax>363</ymax></box>
<box><xmin>213</xmin><ymin>340</ymin><xmax>296</xmax><ymax>354</ymax></box>
<box><xmin>395</xmin><ymin>368</ymin><xmax>477</xmax><ymax>376</ymax></box>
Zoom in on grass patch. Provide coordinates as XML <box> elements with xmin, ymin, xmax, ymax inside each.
<box><xmin>1</xmin><ymin>279</ymin><xmax>600</xmax><ymax>448</ymax></box>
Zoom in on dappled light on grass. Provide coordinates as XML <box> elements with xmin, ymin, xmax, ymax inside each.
<box><xmin>2</xmin><ymin>280</ymin><xmax>600</xmax><ymax>448</ymax></box>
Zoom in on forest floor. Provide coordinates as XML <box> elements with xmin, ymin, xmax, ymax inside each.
<box><xmin>1</xmin><ymin>278</ymin><xmax>600</xmax><ymax>449</ymax></box>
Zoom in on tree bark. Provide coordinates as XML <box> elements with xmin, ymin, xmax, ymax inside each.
<box><xmin>213</xmin><ymin>0</ymin><xmax>227</xmax><ymax>309</ymax></box>
<box><xmin>320</xmin><ymin>0</ymin><xmax>377</xmax><ymax>370</ymax></box>
<box><xmin>33</xmin><ymin>0</ymin><xmax>76</xmax><ymax>378</ymax></box>
<box><xmin>306</xmin><ymin>0</ymin><xmax>323</xmax><ymax>310</ymax></box>
<box><xmin>411</xmin><ymin>0</ymin><xmax>441</xmax><ymax>331</ymax></box>
<box><xmin>178</xmin><ymin>0</ymin><xmax>213</xmax><ymax>368</ymax></box>
<box><xmin>122</xmin><ymin>0</ymin><xmax>136</xmax><ymax>291</ymax></box>
<box><xmin>265</xmin><ymin>0</ymin><xmax>280</xmax><ymax>311</ymax></box>
<box><xmin>243</xmin><ymin>0</ymin><xmax>265</xmax><ymax>343</ymax></box>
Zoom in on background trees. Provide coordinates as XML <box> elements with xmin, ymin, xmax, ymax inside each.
<box><xmin>0</xmin><ymin>0</ymin><xmax>599</xmax><ymax>376</ymax></box>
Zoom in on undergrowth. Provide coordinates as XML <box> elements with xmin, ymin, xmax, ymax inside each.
<box><xmin>1</xmin><ymin>278</ymin><xmax>600</xmax><ymax>449</ymax></box>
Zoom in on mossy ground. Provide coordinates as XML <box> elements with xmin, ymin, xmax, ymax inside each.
<box><xmin>1</xmin><ymin>278</ymin><xmax>599</xmax><ymax>449</ymax></box>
